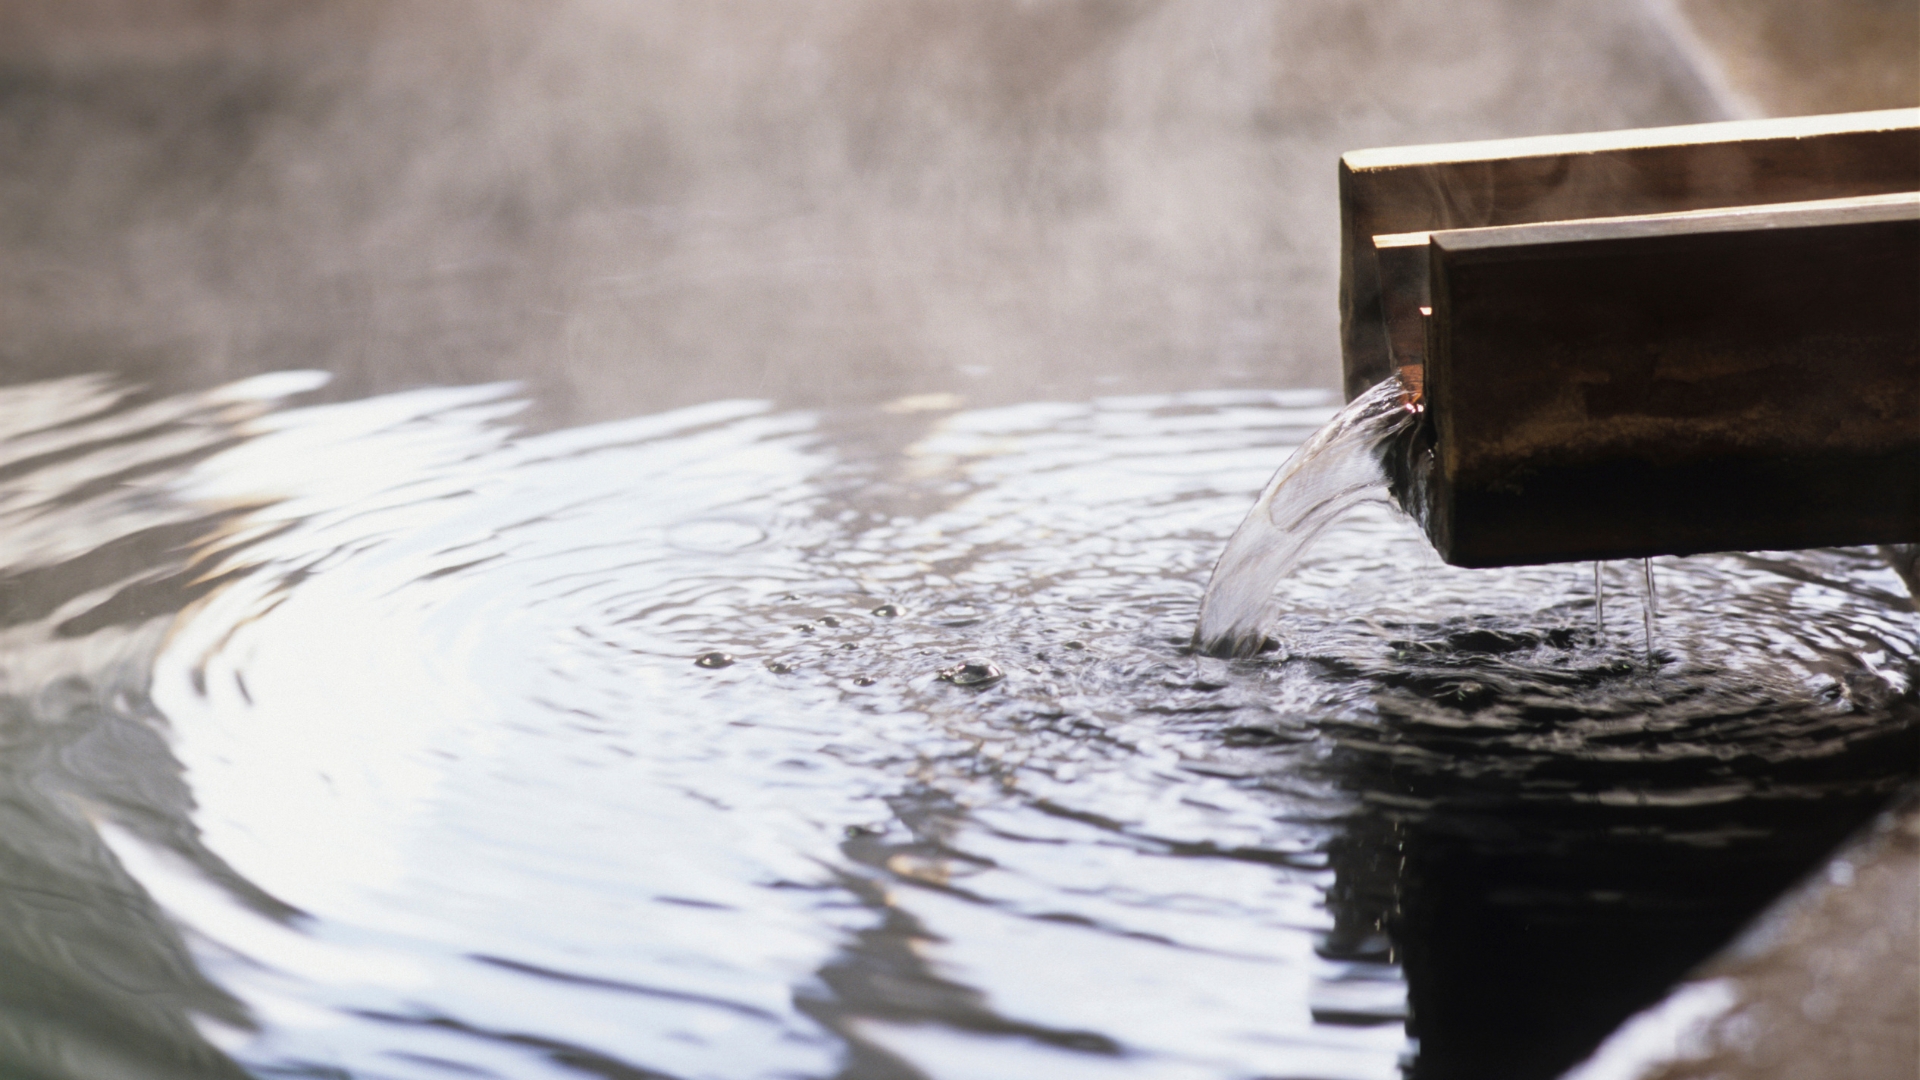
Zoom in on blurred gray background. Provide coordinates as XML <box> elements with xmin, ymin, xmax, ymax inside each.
<box><xmin>1</xmin><ymin>0</ymin><xmax>1914</xmax><ymax>428</ymax></box>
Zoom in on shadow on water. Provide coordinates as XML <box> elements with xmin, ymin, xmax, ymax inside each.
<box><xmin>1318</xmin><ymin>622</ymin><xmax>1916</xmax><ymax>1079</ymax></box>
<box><xmin>0</xmin><ymin>682</ymin><xmax>253</xmax><ymax>1080</ymax></box>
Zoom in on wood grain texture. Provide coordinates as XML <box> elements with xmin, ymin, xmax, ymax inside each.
<box><xmin>1341</xmin><ymin>108</ymin><xmax>1920</xmax><ymax>399</ymax></box>
<box><xmin>1419</xmin><ymin>192</ymin><xmax>1919</xmax><ymax>566</ymax></box>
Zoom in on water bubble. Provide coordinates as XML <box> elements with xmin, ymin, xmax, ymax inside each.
<box><xmin>871</xmin><ymin>604</ymin><xmax>900</xmax><ymax>617</ymax></box>
<box><xmin>1064</xmin><ymin>640</ymin><xmax>1086</xmax><ymax>650</ymax></box>
<box><xmin>694</xmin><ymin>652</ymin><xmax>735</xmax><ymax>669</ymax></box>
<box><xmin>852</xmin><ymin>676</ymin><xmax>876</xmax><ymax>686</ymax></box>
<box><xmin>764</xmin><ymin>660</ymin><xmax>794</xmax><ymax>674</ymax></box>
<box><xmin>938</xmin><ymin>660</ymin><xmax>1004</xmax><ymax>687</ymax></box>
<box><xmin>937</xmin><ymin>604</ymin><xmax>985</xmax><ymax>627</ymax></box>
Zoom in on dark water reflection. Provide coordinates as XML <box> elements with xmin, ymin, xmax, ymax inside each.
<box><xmin>0</xmin><ymin>373</ymin><xmax>1912</xmax><ymax>1080</ymax></box>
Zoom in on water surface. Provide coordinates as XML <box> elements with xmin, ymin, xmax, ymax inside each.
<box><xmin>0</xmin><ymin>373</ymin><xmax>1912</xmax><ymax>1080</ymax></box>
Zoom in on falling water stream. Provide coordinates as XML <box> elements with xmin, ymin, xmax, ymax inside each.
<box><xmin>0</xmin><ymin>372</ymin><xmax>1914</xmax><ymax>1080</ymax></box>
<box><xmin>1193</xmin><ymin>377</ymin><xmax>1419</xmax><ymax>658</ymax></box>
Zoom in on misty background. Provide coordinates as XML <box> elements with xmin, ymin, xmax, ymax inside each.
<box><xmin>6</xmin><ymin>0</ymin><xmax>1912</xmax><ymax>432</ymax></box>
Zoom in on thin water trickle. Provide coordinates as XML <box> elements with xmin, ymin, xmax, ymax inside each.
<box><xmin>1594</xmin><ymin>560</ymin><xmax>1607</xmax><ymax>638</ymax></box>
<box><xmin>1642</xmin><ymin>557</ymin><xmax>1659</xmax><ymax>667</ymax></box>
<box><xmin>0</xmin><ymin>372</ymin><xmax>1912</xmax><ymax>1080</ymax></box>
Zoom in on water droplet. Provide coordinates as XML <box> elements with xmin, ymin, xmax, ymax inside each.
<box><xmin>871</xmin><ymin>604</ymin><xmax>900</xmax><ymax>617</ymax></box>
<box><xmin>694</xmin><ymin>652</ymin><xmax>734</xmax><ymax>669</ymax></box>
<box><xmin>938</xmin><ymin>660</ymin><xmax>1004</xmax><ymax>687</ymax></box>
<box><xmin>817</xmin><ymin>616</ymin><xmax>841</xmax><ymax>628</ymax></box>
<box><xmin>764</xmin><ymin>660</ymin><xmax>794</xmax><ymax>674</ymax></box>
<box><xmin>852</xmin><ymin>676</ymin><xmax>876</xmax><ymax>686</ymax></box>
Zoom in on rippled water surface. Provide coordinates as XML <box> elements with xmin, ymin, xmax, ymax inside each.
<box><xmin>1</xmin><ymin>373</ymin><xmax>1914</xmax><ymax>1080</ymax></box>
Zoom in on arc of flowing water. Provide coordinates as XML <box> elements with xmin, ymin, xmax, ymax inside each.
<box><xmin>1194</xmin><ymin>376</ymin><xmax>1420</xmax><ymax>657</ymax></box>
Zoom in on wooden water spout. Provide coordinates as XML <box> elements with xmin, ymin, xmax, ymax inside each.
<box><xmin>1340</xmin><ymin>109</ymin><xmax>1920</xmax><ymax>568</ymax></box>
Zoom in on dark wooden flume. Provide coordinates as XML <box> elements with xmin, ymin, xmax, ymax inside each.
<box><xmin>1341</xmin><ymin>109</ymin><xmax>1920</xmax><ymax>568</ymax></box>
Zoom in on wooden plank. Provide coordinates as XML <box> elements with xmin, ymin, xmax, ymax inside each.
<box><xmin>1340</xmin><ymin>108</ymin><xmax>1920</xmax><ymax>399</ymax></box>
<box><xmin>1418</xmin><ymin>192</ymin><xmax>1920</xmax><ymax>567</ymax></box>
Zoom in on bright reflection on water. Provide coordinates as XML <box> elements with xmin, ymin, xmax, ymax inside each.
<box><xmin>0</xmin><ymin>373</ymin><xmax>1913</xmax><ymax>1080</ymax></box>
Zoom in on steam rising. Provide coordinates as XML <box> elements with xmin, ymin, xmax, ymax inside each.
<box><xmin>1</xmin><ymin>0</ymin><xmax>1728</xmax><ymax>427</ymax></box>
